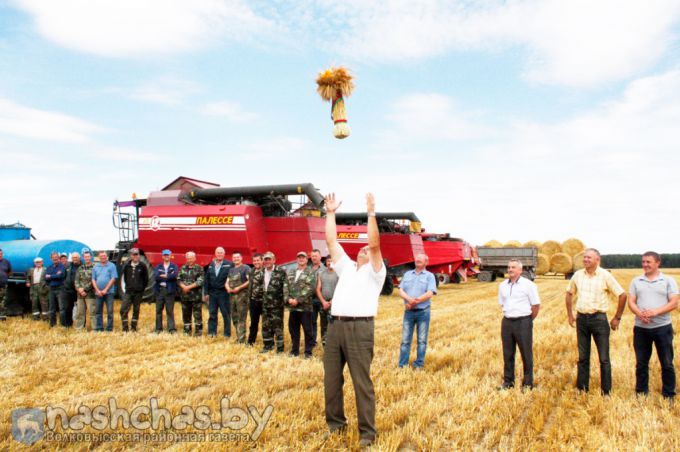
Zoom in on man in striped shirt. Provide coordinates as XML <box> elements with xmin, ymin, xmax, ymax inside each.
<box><xmin>565</xmin><ymin>248</ymin><xmax>626</xmax><ymax>395</ymax></box>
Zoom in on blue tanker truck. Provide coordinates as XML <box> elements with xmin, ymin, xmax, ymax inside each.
<box><xmin>0</xmin><ymin>223</ymin><xmax>90</xmax><ymax>316</ymax></box>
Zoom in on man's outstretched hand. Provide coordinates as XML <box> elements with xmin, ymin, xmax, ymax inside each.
<box><xmin>366</xmin><ymin>193</ymin><xmax>375</xmax><ymax>214</ymax></box>
<box><xmin>325</xmin><ymin>193</ymin><xmax>342</xmax><ymax>213</ymax></box>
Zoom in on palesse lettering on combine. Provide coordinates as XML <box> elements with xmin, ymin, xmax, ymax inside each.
<box><xmin>337</xmin><ymin>232</ymin><xmax>359</xmax><ymax>239</ymax></box>
<box><xmin>196</xmin><ymin>216</ymin><xmax>234</xmax><ymax>225</ymax></box>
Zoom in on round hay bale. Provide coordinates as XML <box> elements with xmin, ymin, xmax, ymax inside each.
<box><xmin>540</xmin><ymin>240</ymin><xmax>562</xmax><ymax>257</ymax></box>
<box><xmin>550</xmin><ymin>252</ymin><xmax>573</xmax><ymax>274</ymax></box>
<box><xmin>523</xmin><ymin>240</ymin><xmax>542</xmax><ymax>248</ymax></box>
<box><xmin>573</xmin><ymin>251</ymin><xmax>584</xmax><ymax>271</ymax></box>
<box><xmin>483</xmin><ymin>240</ymin><xmax>502</xmax><ymax>248</ymax></box>
<box><xmin>536</xmin><ymin>253</ymin><xmax>550</xmax><ymax>275</ymax></box>
<box><xmin>562</xmin><ymin>238</ymin><xmax>585</xmax><ymax>257</ymax></box>
<box><xmin>504</xmin><ymin>240</ymin><xmax>522</xmax><ymax>248</ymax></box>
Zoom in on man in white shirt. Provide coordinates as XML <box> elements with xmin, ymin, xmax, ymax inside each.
<box><xmin>322</xmin><ymin>192</ymin><xmax>386</xmax><ymax>448</ymax></box>
<box><xmin>498</xmin><ymin>259</ymin><xmax>541</xmax><ymax>390</ymax></box>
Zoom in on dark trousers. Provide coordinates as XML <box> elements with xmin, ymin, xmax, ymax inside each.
<box><xmin>155</xmin><ymin>288</ymin><xmax>176</xmax><ymax>332</ymax></box>
<box><xmin>634</xmin><ymin>324</ymin><xmax>675</xmax><ymax>398</ymax></box>
<box><xmin>288</xmin><ymin>310</ymin><xmax>314</xmax><ymax>357</ymax></box>
<box><xmin>48</xmin><ymin>286</ymin><xmax>67</xmax><ymax>327</ymax></box>
<box><xmin>120</xmin><ymin>291</ymin><xmax>143</xmax><ymax>331</ymax></box>
<box><xmin>576</xmin><ymin>312</ymin><xmax>611</xmax><ymax>394</ymax></box>
<box><xmin>323</xmin><ymin>318</ymin><xmax>376</xmax><ymax>441</ymax></box>
<box><xmin>181</xmin><ymin>298</ymin><xmax>203</xmax><ymax>335</ymax></box>
<box><xmin>208</xmin><ymin>291</ymin><xmax>230</xmax><ymax>337</ymax></box>
<box><xmin>248</xmin><ymin>298</ymin><xmax>263</xmax><ymax>345</ymax></box>
<box><xmin>501</xmin><ymin>316</ymin><xmax>533</xmax><ymax>387</ymax></box>
<box><xmin>64</xmin><ymin>290</ymin><xmax>76</xmax><ymax>326</ymax></box>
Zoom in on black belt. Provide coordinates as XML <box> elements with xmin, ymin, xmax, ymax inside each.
<box><xmin>504</xmin><ymin>315</ymin><xmax>531</xmax><ymax>321</ymax></box>
<box><xmin>334</xmin><ymin>316</ymin><xmax>374</xmax><ymax>321</ymax></box>
<box><xmin>577</xmin><ymin>311</ymin><xmax>606</xmax><ymax>317</ymax></box>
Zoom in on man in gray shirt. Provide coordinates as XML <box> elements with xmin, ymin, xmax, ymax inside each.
<box><xmin>628</xmin><ymin>251</ymin><xmax>679</xmax><ymax>400</ymax></box>
<box><xmin>316</xmin><ymin>256</ymin><xmax>339</xmax><ymax>347</ymax></box>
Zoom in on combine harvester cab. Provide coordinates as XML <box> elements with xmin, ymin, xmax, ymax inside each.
<box><xmin>0</xmin><ymin>223</ymin><xmax>90</xmax><ymax>315</ymax></box>
<box><xmin>113</xmin><ymin>177</ymin><xmax>329</xmax><ymax>283</ymax></box>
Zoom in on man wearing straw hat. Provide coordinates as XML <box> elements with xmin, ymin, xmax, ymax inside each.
<box><xmin>323</xmin><ymin>192</ymin><xmax>386</xmax><ymax>448</ymax></box>
<box><xmin>565</xmin><ymin>248</ymin><xmax>626</xmax><ymax>395</ymax></box>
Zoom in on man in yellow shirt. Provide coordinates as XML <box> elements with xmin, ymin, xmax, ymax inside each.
<box><xmin>565</xmin><ymin>248</ymin><xmax>626</xmax><ymax>395</ymax></box>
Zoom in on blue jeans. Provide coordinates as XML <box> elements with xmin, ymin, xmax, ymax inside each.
<box><xmin>95</xmin><ymin>292</ymin><xmax>115</xmax><ymax>331</ymax></box>
<box><xmin>207</xmin><ymin>291</ymin><xmax>231</xmax><ymax>337</ymax></box>
<box><xmin>399</xmin><ymin>308</ymin><xmax>430</xmax><ymax>368</ymax></box>
<box><xmin>634</xmin><ymin>324</ymin><xmax>675</xmax><ymax>398</ymax></box>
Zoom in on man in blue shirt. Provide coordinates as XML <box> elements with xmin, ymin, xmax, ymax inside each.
<box><xmin>92</xmin><ymin>251</ymin><xmax>118</xmax><ymax>332</ymax></box>
<box><xmin>45</xmin><ymin>251</ymin><xmax>66</xmax><ymax>327</ymax></box>
<box><xmin>398</xmin><ymin>253</ymin><xmax>437</xmax><ymax>369</ymax></box>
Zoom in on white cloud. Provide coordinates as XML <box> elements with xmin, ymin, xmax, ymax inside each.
<box><xmin>129</xmin><ymin>77</ymin><xmax>201</xmax><ymax>106</ymax></box>
<box><xmin>15</xmin><ymin>0</ymin><xmax>274</xmax><ymax>58</ymax></box>
<box><xmin>200</xmin><ymin>101</ymin><xmax>258</xmax><ymax>122</ymax></box>
<box><xmin>369</xmin><ymin>68</ymin><xmax>680</xmax><ymax>252</ymax></box>
<box><xmin>241</xmin><ymin>136</ymin><xmax>308</xmax><ymax>160</ymax></box>
<box><xmin>316</xmin><ymin>0</ymin><xmax>680</xmax><ymax>87</ymax></box>
<box><xmin>0</xmin><ymin>97</ymin><xmax>104</xmax><ymax>143</ymax></box>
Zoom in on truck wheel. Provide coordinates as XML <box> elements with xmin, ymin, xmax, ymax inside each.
<box><xmin>521</xmin><ymin>270</ymin><xmax>536</xmax><ymax>281</ymax></box>
<box><xmin>450</xmin><ymin>272</ymin><xmax>461</xmax><ymax>284</ymax></box>
<box><xmin>435</xmin><ymin>273</ymin><xmax>450</xmax><ymax>286</ymax></box>
<box><xmin>381</xmin><ymin>277</ymin><xmax>395</xmax><ymax>296</ymax></box>
<box><xmin>478</xmin><ymin>271</ymin><xmax>493</xmax><ymax>282</ymax></box>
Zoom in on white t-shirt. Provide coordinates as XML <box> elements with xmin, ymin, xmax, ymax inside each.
<box><xmin>330</xmin><ymin>246</ymin><xmax>386</xmax><ymax>317</ymax></box>
<box><xmin>498</xmin><ymin>276</ymin><xmax>541</xmax><ymax>318</ymax></box>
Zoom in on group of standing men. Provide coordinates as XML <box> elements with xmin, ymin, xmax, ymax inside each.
<box><xmin>496</xmin><ymin>248</ymin><xmax>678</xmax><ymax>400</ymax></box>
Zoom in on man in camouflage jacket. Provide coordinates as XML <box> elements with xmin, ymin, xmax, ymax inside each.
<box><xmin>75</xmin><ymin>250</ymin><xmax>96</xmax><ymax>330</ymax></box>
<box><xmin>285</xmin><ymin>251</ymin><xmax>317</xmax><ymax>358</ymax></box>
<box><xmin>247</xmin><ymin>253</ymin><xmax>264</xmax><ymax>346</ymax></box>
<box><xmin>178</xmin><ymin>251</ymin><xmax>205</xmax><ymax>336</ymax></box>
<box><xmin>26</xmin><ymin>257</ymin><xmax>49</xmax><ymax>320</ymax></box>
<box><xmin>258</xmin><ymin>251</ymin><xmax>288</xmax><ymax>353</ymax></box>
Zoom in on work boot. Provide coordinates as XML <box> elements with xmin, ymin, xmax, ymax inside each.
<box><xmin>195</xmin><ymin>325</ymin><xmax>203</xmax><ymax>337</ymax></box>
<box><xmin>184</xmin><ymin>326</ymin><xmax>192</xmax><ymax>336</ymax></box>
<box><xmin>33</xmin><ymin>314</ymin><xmax>40</xmax><ymax>321</ymax></box>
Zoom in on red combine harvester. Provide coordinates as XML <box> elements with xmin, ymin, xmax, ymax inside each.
<box><xmin>113</xmin><ymin>177</ymin><xmax>328</xmax><ymax>269</ymax></box>
<box><xmin>420</xmin><ymin>233</ymin><xmax>478</xmax><ymax>284</ymax></box>
<box><xmin>335</xmin><ymin>213</ymin><xmax>477</xmax><ymax>287</ymax></box>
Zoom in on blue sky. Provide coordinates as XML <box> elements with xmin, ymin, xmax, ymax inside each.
<box><xmin>1</xmin><ymin>0</ymin><xmax>680</xmax><ymax>253</ymax></box>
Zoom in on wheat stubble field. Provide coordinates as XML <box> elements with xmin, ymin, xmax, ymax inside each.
<box><xmin>2</xmin><ymin>269</ymin><xmax>679</xmax><ymax>451</ymax></box>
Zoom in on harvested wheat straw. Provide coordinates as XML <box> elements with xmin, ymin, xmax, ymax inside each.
<box><xmin>550</xmin><ymin>252</ymin><xmax>573</xmax><ymax>273</ymax></box>
<box><xmin>523</xmin><ymin>240</ymin><xmax>542</xmax><ymax>248</ymax></box>
<box><xmin>562</xmin><ymin>238</ymin><xmax>585</xmax><ymax>257</ymax></box>
<box><xmin>536</xmin><ymin>253</ymin><xmax>550</xmax><ymax>275</ymax></box>
<box><xmin>504</xmin><ymin>240</ymin><xmax>522</xmax><ymax>248</ymax></box>
<box><xmin>540</xmin><ymin>240</ymin><xmax>562</xmax><ymax>257</ymax></box>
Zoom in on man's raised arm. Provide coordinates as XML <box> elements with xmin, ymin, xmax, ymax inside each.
<box><xmin>324</xmin><ymin>193</ymin><xmax>343</xmax><ymax>262</ymax></box>
<box><xmin>366</xmin><ymin>193</ymin><xmax>383</xmax><ymax>273</ymax></box>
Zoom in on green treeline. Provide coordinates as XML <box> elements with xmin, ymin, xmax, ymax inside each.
<box><xmin>602</xmin><ymin>254</ymin><xmax>680</xmax><ymax>269</ymax></box>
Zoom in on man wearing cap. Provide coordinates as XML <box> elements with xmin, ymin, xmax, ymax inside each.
<box><xmin>63</xmin><ymin>252</ymin><xmax>81</xmax><ymax>327</ymax></box>
<box><xmin>46</xmin><ymin>251</ymin><xmax>67</xmax><ymax>327</ymax></box>
<box><xmin>322</xmin><ymin>193</ymin><xmax>386</xmax><ymax>448</ymax></box>
<box><xmin>92</xmin><ymin>251</ymin><xmax>118</xmax><ymax>332</ymax></box>
<box><xmin>75</xmin><ymin>250</ymin><xmax>96</xmax><ymax>330</ymax></box>
<box><xmin>26</xmin><ymin>257</ymin><xmax>49</xmax><ymax>320</ymax></box>
<box><xmin>227</xmin><ymin>252</ymin><xmax>251</xmax><ymax>344</ymax></box>
<box><xmin>255</xmin><ymin>251</ymin><xmax>288</xmax><ymax>352</ymax></box>
<box><xmin>203</xmin><ymin>247</ymin><xmax>234</xmax><ymax>338</ymax></box>
<box><xmin>285</xmin><ymin>251</ymin><xmax>317</xmax><ymax>358</ymax></box>
<box><xmin>247</xmin><ymin>253</ymin><xmax>264</xmax><ymax>346</ymax></box>
<box><xmin>0</xmin><ymin>248</ymin><xmax>11</xmax><ymax>319</ymax></box>
<box><xmin>154</xmin><ymin>249</ymin><xmax>179</xmax><ymax>333</ymax></box>
<box><xmin>178</xmin><ymin>251</ymin><xmax>205</xmax><ymax>336</ymax></box>
<box><xmin>121</xmin><ymin>248</ymin><xmax>149</xmax><ymax>332</ymax></box>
